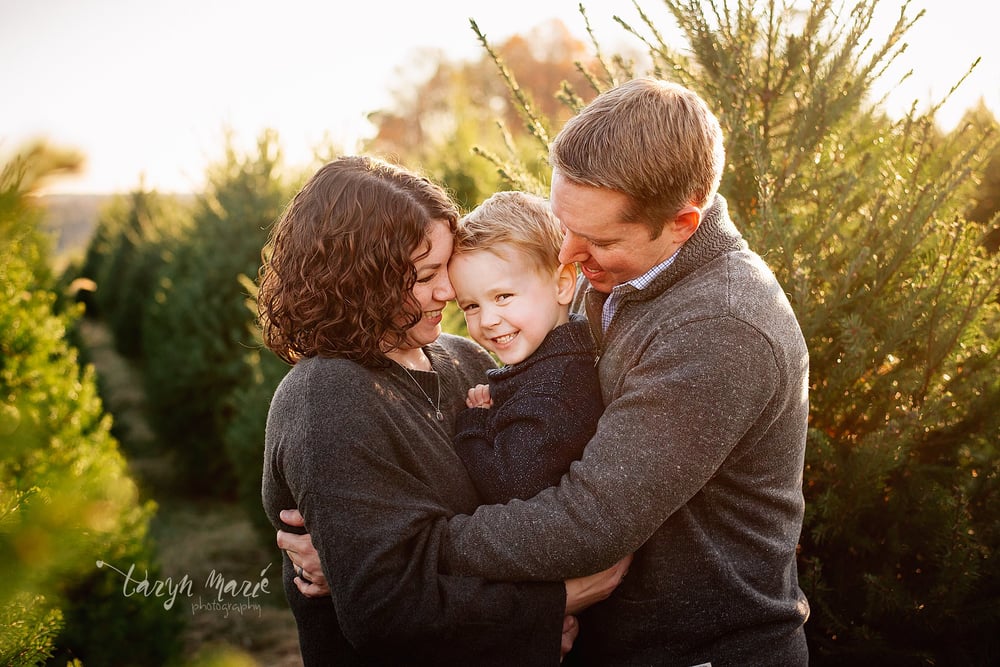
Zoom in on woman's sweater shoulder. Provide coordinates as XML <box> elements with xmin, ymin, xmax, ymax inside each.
<box><xmin>434</xmin><ymin>333</ymin><xmax>495</xmax><ymax>370</ymax></box>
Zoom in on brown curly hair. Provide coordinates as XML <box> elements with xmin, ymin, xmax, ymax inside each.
<box><xmin>257</xmin><ymin>156</ymin><xmax>458</xmax><ymax>366</ymax></box>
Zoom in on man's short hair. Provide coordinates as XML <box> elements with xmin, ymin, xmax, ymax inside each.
<box><xmin>550</xmin><ymin>77</ymin><xmax>725</xmax><ymax>238</ymax></box>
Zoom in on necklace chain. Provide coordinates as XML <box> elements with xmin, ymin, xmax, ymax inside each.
<box><xmin>398</xmin><ymin>364</ymin><xmax>443</xmax><ymax>421</ymax></box>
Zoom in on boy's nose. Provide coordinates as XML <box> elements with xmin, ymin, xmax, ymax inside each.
<box><xmin>481</xmin><ymin>305</ymin><xmax>502</xmax><ymax>327</ymax></box>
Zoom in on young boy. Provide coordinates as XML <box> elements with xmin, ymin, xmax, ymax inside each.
<box><xmin>448</xmin><ymin>190</ymin><xmax>604</xmax><ymax>504</ymax></box>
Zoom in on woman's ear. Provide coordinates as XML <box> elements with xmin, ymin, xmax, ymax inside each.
<box><xmin>555</xmin><ymin>263</ymin><xmax>577</xmax><ymax>306</ymax></box>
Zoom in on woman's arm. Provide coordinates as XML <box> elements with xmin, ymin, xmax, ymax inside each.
<box><xmin>282</xmin><ymin>383</ymin><xmax>567</xmax><ymax>665</ymax></box>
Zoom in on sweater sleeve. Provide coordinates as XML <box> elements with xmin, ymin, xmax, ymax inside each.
<box><xmin>286</xmin><ymin>372</ymin><xmax>565</xmax><ymax>664</ymax></box>
<box><xmin>442</xmin><ymin>316</ymin><xmax>781</xmax><ymax>580</ymax></box>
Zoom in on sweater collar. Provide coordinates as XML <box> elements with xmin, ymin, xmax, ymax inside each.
<box><xmin>486</xmin><ymin>314</ymin><xmax>595</xmax><ymax>382</ymax></box>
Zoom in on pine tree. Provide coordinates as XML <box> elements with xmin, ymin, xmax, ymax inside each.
<box><xmin>140</xmin><ymin>130</ymin><xmax>294</xmax><ymax>495</ymax></box>
<box><xmin>0</xmin><ymin>145</ymin><xmax>181</xmax><ymax>665</ymax></box>
<box><xmin>473</xmin><ymin>1</ymin><xmax>1000</xmax><ymax>662</ymax></box>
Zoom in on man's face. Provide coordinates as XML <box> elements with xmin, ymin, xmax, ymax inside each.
<box><xmin>551</xmin><ymin>171</ymin><xmax>681</xmax><ymax>293</ymax></box>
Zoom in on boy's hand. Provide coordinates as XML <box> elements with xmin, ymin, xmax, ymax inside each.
<box><xmin>466</xmin><ymin>384</ymin><xmax>493</xmax><ymax>409</ymax></box>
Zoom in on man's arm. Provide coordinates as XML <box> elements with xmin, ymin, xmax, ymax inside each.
<box><xmin>442</xmin><ymin>317</ymin><xmax>780</xmax><ymax>580</ymax></box>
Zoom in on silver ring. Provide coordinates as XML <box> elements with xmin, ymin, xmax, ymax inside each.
<box><xmin>296</xmin><ymin>565</ymin><xmax>312</xmax><ymax>584</ymax></box>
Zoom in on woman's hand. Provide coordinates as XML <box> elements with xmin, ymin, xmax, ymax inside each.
<box><xmin>561</xmin><ymin>615</ymin><xmax>579</xmax><ymax>661</ymax></box>
<box><xmin>563</xmin><ymin>553</ymin><xmax>632</xmax><ymax>615</ymax></box>
<box><xmin>465</xmin><ymin>384</ymin><xmax>493</xmax><ymax>408</ymax></box>
<box><xmin>277</xmin><ymin>509</ymin><xmax>331</xmax><ymax>597</ymax></box>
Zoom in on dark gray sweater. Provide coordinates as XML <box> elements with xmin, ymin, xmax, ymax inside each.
<box><xmin>262</xmin><ymin>334</ymin><xmax>566</xmax><ymax>666</ymax></box>
<box><xmin>443</xmin><ymin>195</ymin><xmax>811</xmax><ymax>666</ymax></box>
<box><xmin>454</xmin><ymin>315</ymin><xmax>603</xmax><ymax>504</ymax></box>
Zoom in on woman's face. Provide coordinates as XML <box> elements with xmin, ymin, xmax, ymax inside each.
<box><xmin>400</xmin><ymin>219</ymin><xmax>455</xmax><ymax>350</ymax></box>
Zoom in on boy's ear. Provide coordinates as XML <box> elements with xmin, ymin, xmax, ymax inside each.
<box><xmin>555</xmin><ymin>263</ymin><xmax>577</xmax><ymax>305</ymax></box>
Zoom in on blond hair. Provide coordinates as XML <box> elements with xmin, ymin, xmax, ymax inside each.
<box><xmin>549</xmin><ymin>77</ymin><xmax>725</xmax><ymax>238</ymax></box>
<box><xmin>454</xmin><ymin>191</ymin><xmax>562</xmax><ymax>274</ymax></box>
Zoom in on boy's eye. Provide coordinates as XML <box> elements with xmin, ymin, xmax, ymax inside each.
<box><xmin>496</xmin><ymin>293</ymin><xmax>513</xmax><ymax>303</ymax></box>
<box><xmin>462</xmin><ymin>303</ymin><xmax>479</xmax><ymax>313</ymax></box>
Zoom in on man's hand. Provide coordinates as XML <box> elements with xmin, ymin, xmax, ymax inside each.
<box><xmin>563</xmin><ymin>553</ymin><xmax>632</xmax><ymax>615</ymax></box>
<box><xmin>277</xmin><ymin>509</ymin><xmax>331</xmax><ymax>597</ymax></box>
<box><xmin>465</xmin><ymin>384</ymin><xmax>493</xmax><ymax>409</ymax></box>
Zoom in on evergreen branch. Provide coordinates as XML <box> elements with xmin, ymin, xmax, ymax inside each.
<box><xmin>469</xmin><ymin>19</ymin><xmax>551</xmax><ymax>152</ymax></box>
<box><xmin>556</xmin><ymin>80</ymin><xmax>587</xmax><ymax>115</ymax></box>
<box><xmin>579</xmin><ymin>2</ymin><xmax>617</xmax><ymax>88</ymax></box>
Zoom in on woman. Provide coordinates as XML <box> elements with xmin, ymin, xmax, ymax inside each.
<box><xmin>258</xmin><ymin>156</ymin><xmax>623</xmax><ymax>665</ymax></box>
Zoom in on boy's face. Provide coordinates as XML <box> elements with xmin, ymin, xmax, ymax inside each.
<box><xmin>450</xmin><ymin>246</ymin><xmax>572</xmax><ymax>365</ymax></box>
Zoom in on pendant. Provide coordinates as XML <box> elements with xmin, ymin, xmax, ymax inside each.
<box><xmin>435</xmin><ymin>409</ymin><xmax>444</xmax><ymax>421</ymax></box>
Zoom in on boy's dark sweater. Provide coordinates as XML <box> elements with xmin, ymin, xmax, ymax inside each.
<box><xmin>454</xmin><ymin>315</ymin><xmax>603</xmax><ymax>504</ymax></box>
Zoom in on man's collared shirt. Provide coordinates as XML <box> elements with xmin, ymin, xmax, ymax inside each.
<box><xmin>601</xmin><ymin>248</ymin><xmax>682</xmax><ymax>333</ymax></box>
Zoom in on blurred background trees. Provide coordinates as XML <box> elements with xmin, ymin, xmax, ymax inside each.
<box><xmin>0</xmin><ymin>145</ymin><xmax>181</xmax><ymax>665</ymax></box>
<box><xmin>363</xmin><ymin>18</ymin><xmax>607</xmax><ymax>211</ymax></box>
<box><xmin>6</xmin><ymin>0</ymin><xmax>999</xmax><ymax>664</ymax></box>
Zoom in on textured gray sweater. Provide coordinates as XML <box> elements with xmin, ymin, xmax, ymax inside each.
<box><xmin>262</xmin><ymin>334</ymin><xmax>566</xmax><ymax>665</ymax></box>
<box><xmin>443</xmin><ymin>195</ymin><xmax>811</xmax><ymax>666</ymax></box>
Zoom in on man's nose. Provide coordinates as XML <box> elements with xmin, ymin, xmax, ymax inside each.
<box><xmin>558</xmin><ymin>232</ymin><xmax>587</xmax><ymax>265</ymax></box>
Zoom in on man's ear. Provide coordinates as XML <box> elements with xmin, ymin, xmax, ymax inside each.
<box><xmin>669</xmin><ymin>205</ymin><xmax>702</xmax><ymax>244</ymax></box>
<box><xmin>555</xmin><ymin>263</ymin><xmax>577</xmax><ymax>306</ymax></box>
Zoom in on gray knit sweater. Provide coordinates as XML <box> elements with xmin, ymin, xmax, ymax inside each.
<box><xmin>262</xmin><ymin>334</ymin><xmax>566</xmax><ymax>666</ymax></box>
<box><xmin>443</xmin><ymin>195</ymin><xmax>811</xmax><ymax>666</ymax></box>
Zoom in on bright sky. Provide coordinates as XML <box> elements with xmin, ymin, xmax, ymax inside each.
<box><xmin>1</xmin><ymin>0</ymin><xmax>996</xmax><ymax>195</ymax></box>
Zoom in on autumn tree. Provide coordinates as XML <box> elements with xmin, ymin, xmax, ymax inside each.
<box><xmin>365</xmin><ymin>19</ymin><xmax>607</xmax><ymax>210</ymax></box>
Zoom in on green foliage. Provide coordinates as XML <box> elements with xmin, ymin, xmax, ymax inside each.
<box><xmin>366</xmin><ymin>20</ymin><xmax>605</xmax><ymax>209</ymax></box>
<box><xmin>221</xmin><ymin>275</ymin><xmax>290</xmax><ymax>546</ymax></box>
<box><xmin>78</xmin><ymin>189</ymin><xmax>192</xmax><ymax>359</ymax></box>
<box><xmin>481</xmin><ymin>0</ymin><xmax>1000</xmax><ymax>662</ymax></box>
<box><xmin>0</xmin><ymin>594</ymin><xmax>62</xmax><ymax>667</ymax></box>
<box><xmin>0</xmin><ymin>147</ymin><xmax>180</xmax><ymax>665</ymax></box>
<box><xmin>140</xmin><ymin>131</ymin><xmax>295</xmax><ymax>495</ymax></box>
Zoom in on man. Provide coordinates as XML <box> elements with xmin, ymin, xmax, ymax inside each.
<box><xmin>284</xmin><ymin>78</ymin><xmax>810</xmax><ymax>665</ymax></box>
